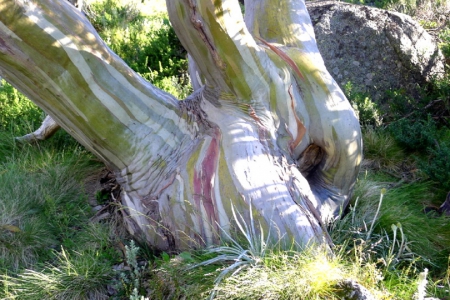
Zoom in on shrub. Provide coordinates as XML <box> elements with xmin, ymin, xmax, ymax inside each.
<box><xmin>384</xmin><ymin>89</ymin><xmax>418</xmax><ymax>120</ymax></box>
<box><xmin>440</xmin><ymin>28</ymin><xmax>450</xmax><ymax>62</ymax></box>
<box><xmin>420</xmin><ymin>141</ymin><xmax>450</xmax><ymax>190</ymax></box>
<box><xmin>339</xmin><ymin>0</ymin><xmax>394</xmax><ymax>9</ymax></box>
<box><xmin>389</xmin><ymin>115</ymin><xmax>438</xmax><ymax>151</ymax></box>
<box><xmin>113</xmin><ymin>240</ymin><xmax>148</xmax><ymax>299</ymax></box>
<box><xmin>344</xmin><ymin>82</ymin><xmax>382</xmax><ymax>126</ymax></box>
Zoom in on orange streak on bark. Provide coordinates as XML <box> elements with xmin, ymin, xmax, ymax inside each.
<box><xmin>288</xmin><ymin>85</ymin><xmax>306</xmax><ymax>153</ymax></box>
<box><xmin>256</xmin><ymin>38</ymin><xmax>306</xmax><ymax>152</ymax></box>
<box><xmin>256</xmin><ymin>37</ymin><xmax>305</xmax><ymax>80</ymax></box>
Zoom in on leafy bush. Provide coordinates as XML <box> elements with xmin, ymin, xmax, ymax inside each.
<box><xmin>384</xmin><ymin>89</ymin><xmax>418</xmax><ymax>120</ymax></box>
<box><xmin>87</xmin><ymin>0</ymin><xmax>142</xmax><ymax>32</ymax></box>
<box><xmin>420</xmin><ymin>141</ymin><xmax>450</xmax><ymax>190</ymax></box>
<box><xmin>389</xmin><ymin>115</ymin><xmax>438</xmax><ymax>151</ymax></box>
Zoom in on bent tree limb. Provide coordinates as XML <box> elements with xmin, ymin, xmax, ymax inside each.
<box><xmin>0</xmin><ymin>0</ymin><xmax>362</xmax><ymax>251</ymax></box>
<box><xmin>14</xmin><ymin>0</ymin><xmax>82</xmax><ymax>144</ymax></box>
<box><xmin>16</xmin><ymin>114</ymin><xmax>60</xmax><ymax>143</ymax></box>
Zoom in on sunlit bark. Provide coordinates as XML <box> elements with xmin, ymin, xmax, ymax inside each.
<box><xmin>16</xmin><ymin>115</ymin><xmax>60</xmax><ymax>143</ymax></box>
<box><xmin>0</xmin><ymin>0</ymin><xmax>362</xmax><ymax>251</ymax></box>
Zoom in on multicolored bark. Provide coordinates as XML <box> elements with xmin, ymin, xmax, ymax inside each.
<box><xmin>0</xmin><ymin>0</ymin><xmax>362</xmax><ymax>251</ymax></box>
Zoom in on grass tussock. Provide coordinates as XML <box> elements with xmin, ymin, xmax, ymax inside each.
<box><xmin>0</xmin><ymin>132</ymin><xmax>122</xmax><ymax>299</ymax></box>
<box><xmin>0</xmin><ymin>135</ymin><xmax>99</xmax><ymax>271</ymax></box>
<box><xmin>362</xmin><ymin>127</ymin><xmax>409</xmax><ymax>174</ymax></box>
<box><xmin>2</xmin><ymin>248</ymin><xmax>113</xmax><ymax>300</ymax></box>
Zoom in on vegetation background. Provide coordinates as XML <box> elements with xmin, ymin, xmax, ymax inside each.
<box><xmin>0</xmin><ymin>0</ymin><xmax>449</xmax><ymax>299</ymax></box>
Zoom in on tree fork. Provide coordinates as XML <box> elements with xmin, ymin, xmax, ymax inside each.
<box><xmin>0</xmin><ymin>0</ymin><xmax>362</xmax><ymax>251</ymax></box>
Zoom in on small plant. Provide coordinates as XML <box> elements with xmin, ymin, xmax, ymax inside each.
<box><xmin>382</xmin><ymin>222</ymin><xmax>412</xmax><ymax>270</ymax></box>
<box><xmin>189</xmin><ymin>202</ymin><xmax>271</xmax><ymax>299</ymax></box>
<box><xmin>419</xmin><ymin>20</ymin><xmax>438</xmax><ymax>29</ymax></box>
<box><xmin>114</xmin><ymin>240</ymin><xmax>148</xmax><ymax>299</ymax></box>
<box><xmin>366</xmin><ymin>188</ymin><xmax>386</xmax><ymax>240</ymax></box>
<box><xmin>413</xmin><ymin>268</ymin><xmax>429</xmax><ymax>300</ymax></box>
<box><xmin>344</xmin><ymin>82</ymin><xmax>382</xmax><ymax>126</ymax></box>
<box><xmin>439</xmin><ymin>28</ymin><xmax>450</xmax><ymax>61</ymax></box>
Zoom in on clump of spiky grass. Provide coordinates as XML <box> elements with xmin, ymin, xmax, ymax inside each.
<box><xmin>1</xmin><ymin>247</ymin><xmax>113</xmax><ymax>300</ymax></box>
<box><xmin>188</xmin><ymin>202</ymin><xmax>271</xmax><ymax>299</ymax></box>
<box><xmin>331</xmin><ymin>170</ymin><xmax>450</xmax><ymax>297</ymax></box>
<box><xmin>186</xmin><ymin>199</ymin><xmax>393</xmax><ymax>299</ymax></box>
<box><xmin>331</xmin><ymin>174</ymin><xmax>417</xmax><ymax>270</ymax></box>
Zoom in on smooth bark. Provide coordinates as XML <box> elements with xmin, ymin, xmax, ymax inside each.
<box><xmin>16</xmin><ymin>114</ymin><xmax>60</xmax><ymax>143</ymax></box>
<box><xmin>0</xmin><ymin>0</ymin><xmax>362</xmax><ymax>251</ymax></box>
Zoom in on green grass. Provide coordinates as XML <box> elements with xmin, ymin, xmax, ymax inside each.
<box><xmin>344</xmin><ymin>172</ymin><xmax>450</xmax><ymax>269</ymax></box>
<box><xmin>0</xmin><ymin>132</ymin><xmax>122</xmax><ymax>299</ymax></box>
<box><xmin>86</xmin><ymin>0</ymin><xmax>191</xmax><ymax>99</ymax></box>
<box><xmin>2</xmin><ymin>248</ymin><xmax>114</xmax><ymax>300</ymax></box>
<box><xmin>378</xmin><ymin>183</ymin><xmax>450</xmax><ymax>269</ymax></box>
<box><xmin>1</xmin><ymin>0</ymin><xmax>450</xmax><ymax>298</ymax></box>
<box><xmin>0</xmin><ymin>80</ymin><xmax>44</xmax><ymax>135</ymax></box>
<box><xmin>0</xmin><ymin>134</ymin><xmax>97</xmax><ymax>270</ymax></box>
<box><xmin>362</xmin><ymin>127</ymin><xmax>408</xmax><ymax>174</ymax></box>
<box><xmin>143</xmin><ymin>240</ymin><xmax>421</xmax><ymax>300</ymax></box>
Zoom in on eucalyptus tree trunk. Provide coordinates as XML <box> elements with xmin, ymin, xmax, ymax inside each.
<box><xmin>0</xmin><ymin>0</ymin><xmax>362</xmax><ymax>251</ymax></box>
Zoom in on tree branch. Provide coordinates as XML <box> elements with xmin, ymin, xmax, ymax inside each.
<box><xmin>167</xmin><ymin>0</ymin><xmax>270</xmax><ymax>101</ymax></box>
<box><xmin>243</xmin><ymin>0</ymin><xmax>363</xmax><ymax>219</ymax></box>
<box><xmin>244</xmin><ymin>0</ymin><xmax>317</xmax><ymax>50</ymax></box>
<box><xmin>0</xmin><ymin>0</ymin><xmax>197</xmax><ymax>170</ymax></box>
<box><xmin>15</xmin><ymin>115</ymin><xmax>60</xmax><ymax>143</ymax></box>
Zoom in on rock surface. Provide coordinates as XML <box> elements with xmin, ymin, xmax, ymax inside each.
<box><xmin>306</xmin><ymin>1</ymin><xmax>445</xmax><ymax>101</ymax></box>
<box><xmin>335</xmin><ymin>279</ymin><xmax>376</xmax><ymax>300</ymax></box>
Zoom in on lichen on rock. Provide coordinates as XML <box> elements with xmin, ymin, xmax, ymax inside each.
<box><xmin>307</xmin><ymin>1</ymin><xmax>445</xmax><ymax>102</ymax></box>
